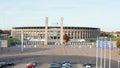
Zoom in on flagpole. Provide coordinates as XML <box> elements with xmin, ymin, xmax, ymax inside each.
<box><xmin>104</xmin><ymin>38</ymin><xmax>107</xmax><ymax>68</ymax></box>
<box><xmin>118</xmin><ymin>59</ymin><xmax>119</xmax><ymax>68</ymax></box>
<box><xmin>118</xmin><ymin>48</ymin><xmax>120</xmax><ymax>68</ymax></box>
<box><xmin>109</xmin><ymin>46</ymin><xmax>112</xmax><ymax>68</ymax></box>
<box><xmin>100</xmin><ymin>44</ymin><xmax>102</xmax><ymax>68</ymax></box>
<box><xmin>96</xmin><ymin>38</ymin><xmax>99</xmax><ymax>68</ymax></box>
<box><xmin>100</xmin><ymin>38</ymin><xmax>105</xmax><ymax>68</ymax></box>
<box><xmin>109</xmin><ymin>38</ymin><xmax>113</xmax><ymax>68</ymax></box>
<box><xmin>21</xmin><ymin>30</ymin><xmax>24</xmax><ymax>52</ymax></box>
<box><xmin>103</xmin><ymin>50</ymin><xmax>106</xmax><ymax>68</ymax></box>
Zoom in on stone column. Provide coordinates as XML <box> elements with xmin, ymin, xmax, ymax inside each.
<box><xmin>82</xmin><ymin>31</ymin><xmax>84</xmax><ymax>39</ymax></box>
<box><xmin>87</xmin><ymin>31</ymin><xmax>88</xmax><ymax>39</ymax></box>
<box><xmin>45</xmin><ymin>17</ymin><xmax>48</xmax><ymax>45</ymax></box>
<box><xmin>77</xmin><ymin>31</ymin><xmax>79</xmax><ymax>39</ymax></box>
<box><xmin>85</xmin><ymin>31</ymin><xmax>87</xmax><ymax>39</ymax></box>
<box><xmin>79</xmin><ymin>31</ymin><xmax>81</xmax><ymax>39</ymax></box>
<box><xmin>87</xmin><ymin>31</ymin><xmax>89</xmax><ymax>39</ymax></box>
<box><xmin>60</xmin><ymin>17</ymin><xmax>63</xmax><ymax>45</ymax></box>
<box><xmin>73</xmin><ymin>31</ymin><xmax>74</xmax><ymax>39</ymax></box>
<box><xmin>11</xmin><ymin>29</ymin><xmax>14</xmax><ymax>38</ymax></box>
<box><xmin>81</xmin><ymin>31</ymin><xmax>83</xmax><ymax>39</ymax></box>
<box><xmin>21</xmin><ymin>30</ymin><xmax>24</xmax><ymax>52</ymax></box>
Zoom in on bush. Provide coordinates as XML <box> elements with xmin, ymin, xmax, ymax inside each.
<box><xmin>90</xmin><ymin>38</ymin><xmax>97</xmax><ymax>42</ymax></box>
<box><xmin>116</xmin><ymin>39</ymin><xmax>120</xmax><ymax>48</ymax></box>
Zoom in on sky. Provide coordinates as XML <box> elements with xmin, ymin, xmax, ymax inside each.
<box><xmin>0</xmin><ymin>0</ymin><xmax>120</xmax><ymax>32</ymax></box>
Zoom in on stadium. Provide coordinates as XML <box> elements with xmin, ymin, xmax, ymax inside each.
<box><xmin>11</xmin><ymin>17</ymin><xmax>100</xmax><ymax>45</ymax></box>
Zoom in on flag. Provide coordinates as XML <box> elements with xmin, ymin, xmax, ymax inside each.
<box><xmin>110</xmin><ymin>39</ymin><xmax>113</xmax><ymax>51</ymax></box>
<box><xmin>0</xmin><ymin>40</ymin><xmax>2</xmax><ymax>46</ymax></box>
<box><xmin>108</xmin><ymin>38</ymin><xmax>113</xmax><ymax>68</ymax></box>
<box><xmin>97</xmin><ymin>37</ymin><xmax>101</xmax><ymax>49</ymax></box>
<box><xmin>104</xmin><ymin>38</ymin><xmax>108</xmax><ymax>68</ymax></box>
<box><xmin>102</xmin><ymin>38</ymin><xmax>105</xmax><ymax>50</ymax></box>
<box><xmin>105</xmin><ymin>39</ymin><xmax>108</xmax><ymax>49</ymax></box>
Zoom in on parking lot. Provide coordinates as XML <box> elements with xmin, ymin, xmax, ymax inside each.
<box><xmin>0</xmin><ymin>45</ymin><xmax>118</xmax><ymax>68</ymax></box>
<box><xmin>14</xmin><ymin>63</ymin><xmax>96</xmax><ymax>68</ymax></box>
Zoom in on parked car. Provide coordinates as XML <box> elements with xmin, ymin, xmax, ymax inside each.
<box><xmin>6</xmin><ymin>62</ymin><xmax>15</xmax><ymax>66</ymax></box>
<box><xmin>0</xmin><ymin>62</ymin><xmax>6</xmax><ymax>68</ymax></box>
<box><xmin>62</xmin><ymin>61</ymin><xmax>72</xmax><ymax>68</ymax></box>
<box><xmin>50</xmin><ymin>62</ymin><xmax>61</xmax><ymax>68</ymax></box>
<box><xmin>83</xmin><ymin>63</ymin><xmax>93</xmax><ymax>68</ymax></box>
<box><xmin>26</xmin><ymin>62</ymin><xmax>37</xmax><ymax>68</ymax></box>
<box><xmin>0</xmin><ymin>62</ymin><xmax>15</xmax><ymax>68</ymax></box>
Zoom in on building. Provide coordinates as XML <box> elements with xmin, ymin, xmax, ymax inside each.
<box><xmin>115</xmin><ymin>32</ymin><xmax>120</xmax><ymax>37</ymax></box>
<box><xmin>11</xmin><ymin>17</ymin><xmax>100</xmax><ymax>45</ymax></box>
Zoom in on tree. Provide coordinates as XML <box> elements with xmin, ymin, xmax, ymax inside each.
<box><xmin>116</xmin><ymin>39</ymin><xmax>120</xmax><ymax>48</ymax></box>
<box><xmin>0</xmin><ymin>30</ymin><xmax>3</xmax><ymax>34</ymax></box>
<box><xmin>100</xmin><ymin>31</ymin><xmax>106</xmax><ymax>36</ymax></box>
<box><xmin>3</xmin><ymin>30</ymin><xmax>11</xmax><ymax>35</ymax></box>
<box><xmin>63</xmin><ymin>34</ymin><xmax>70</xmax><ymax>42</ymax></box>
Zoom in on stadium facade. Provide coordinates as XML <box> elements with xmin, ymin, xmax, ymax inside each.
<box><xmin>11</xmin><ymin>17</ymin><xmax>100</xmax><ymax>45</ymax></box>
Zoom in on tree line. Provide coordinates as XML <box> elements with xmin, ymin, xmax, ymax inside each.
<box><xmin>0</xmin><ymin>29</ymin><xmax>11</xmax><ymax>35</ymax></box>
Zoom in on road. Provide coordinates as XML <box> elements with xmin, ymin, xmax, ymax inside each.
<box><xmin>0</xmin><ymin>45</ymin><xmax>118</xmax><ymax>68</ymax></box>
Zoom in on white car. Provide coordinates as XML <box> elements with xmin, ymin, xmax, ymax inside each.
<box><xmin>83</xmin><ymin>63</ymin><xmax>92</xmax><ymax>68</ymax></box>
<box><xmin>62</xmin><ymin>62</ymin><xmax>72</xmax><ymax>68</ymax></box>
<box><xmin>26</xmin><ymin>62</ymin><xmax>37</xmax><ymax>67</ymax></box>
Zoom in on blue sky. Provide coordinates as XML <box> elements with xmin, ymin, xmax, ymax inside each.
<box><xmin>0</xmin><ymin>0</ymin><xmax>120</xmax><ymax>31</ymax></box>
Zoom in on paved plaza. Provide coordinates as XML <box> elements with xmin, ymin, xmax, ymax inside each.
<box><xmin>0</xmin><ymin>45</ymin><xmax>119</xmax><ymax>68</ymax></box>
